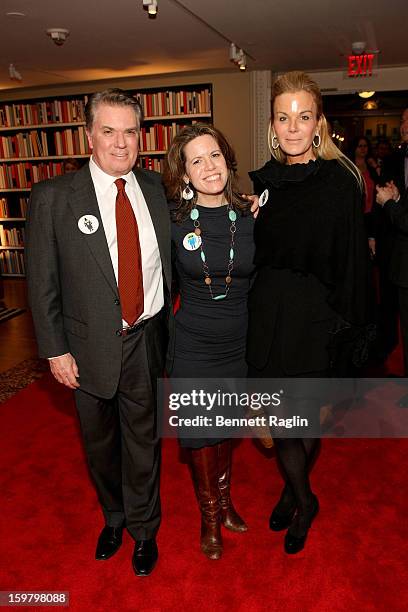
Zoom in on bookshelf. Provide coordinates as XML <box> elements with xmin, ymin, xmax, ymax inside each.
<box><xmin>0</xmin><ymin>84</ymin><xmax>213</xmax><ymax>276</ymax></box>
<box><xmin>0</xmin><ymin>194</ymin><xmax>28</xmax><ymax>276</ymax></box>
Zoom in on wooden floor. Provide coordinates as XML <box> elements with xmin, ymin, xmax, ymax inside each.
<box><xmin>0</xmin><ymin>279</ymin><xmax>38</xmax><ymax>373</ymax></box>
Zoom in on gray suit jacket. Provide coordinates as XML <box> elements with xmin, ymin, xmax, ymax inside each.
<box><xmin>25</xmin><ymin>163</ymin><xmax>172</xmax><ymax>398</ymax></box>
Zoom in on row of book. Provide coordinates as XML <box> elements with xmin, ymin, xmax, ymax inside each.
<box><xmin>0</xmin><ymin>224</ymin><xmax>25</xmax><ymax>247</ymax></box>
<box><xmin>54</xmin><ymin>127</ymin><xmax>90</xmax><ymax>156</ymax></box>
<box><xmin>0</xmin><ymin>99</ymin><xmax>87</xmax><ymax>128</ymax></box>
<box><xmin>0</xmin><ymin>127</ymin><xmax>90</xmax><ymax>159</ymax></box>
<box><xmin>139</xmin><ymin>122</ymin><xmax>194</xmax><ymax>152</ymax></box>
<box><xmin>1</xmin><ymin>122</ymin><xmax>218</xmax><ymax>158</ymax></box>
<box><xmin>135</xmin><ymin>88</ymin><xmax>211</xmax><ymax>118</ymax></box>
<box><xmin>0</xmin><ymin>197</ymin><xmax>28</xmax><ymax>218</ymax></box>
<box><xmin>0</xmin><ymin>122</ymin><xmax>209</xmax><ymax>158</ymax></box>
<box><xmin>0</xmin><ymin>249</ymin><xmax>25</xmax><ymax>275</ymax></box>
<box><xmin>0</xmin><ymin>162</ymin><xmax>64</xmax><ymax>189</ymax></box>
<box><xmin>139</xmin><ymin>157</ymin><xmax>164</xmax><ymax>173</ymax></box>
<box><xmin>0</xmin><ymin>88</ymin><xmax>210</xmax><ymax>129</ymax></box>
<box><xmin>0</xmin><ymin>131</ymin><xmax>49</xmax><ymax>158</ymax></box>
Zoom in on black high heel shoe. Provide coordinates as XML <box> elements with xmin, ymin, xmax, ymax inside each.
<box><xmin>269</xmin><ymin>502</ymin><xmax>297</xmax><ymax>531</ymax></box>
<box><xmin>284</xmin><ymin>494</ymin><xmax>319</xmax><ymax>554</ymax></box>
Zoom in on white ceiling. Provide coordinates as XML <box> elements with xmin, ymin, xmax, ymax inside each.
<box><xmin>1</xmin><ymin>0</ymin><xmax>407</xmax><ymax>91</ymax></box>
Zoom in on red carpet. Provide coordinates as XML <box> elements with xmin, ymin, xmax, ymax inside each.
<box><xmin>1</xmin><ymin>373</ymin><xmax>408</xmax><ymax>611</ymax></box>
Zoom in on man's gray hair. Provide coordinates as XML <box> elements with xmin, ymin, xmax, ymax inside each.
<box><xmin>85</xmin><ymin>88</ymin><xmax>144</xmax><ymax>130</ymax></box>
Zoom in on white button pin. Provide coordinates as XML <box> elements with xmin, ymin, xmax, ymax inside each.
<box><xmin>183</xmin><ymin>232</ymin><xmax>202</xmax><ymax>251</ymax></box>
<box><xmin>259</xmin><ymin>189</ymin><xmax>269</xmax><ymax>207</ymax></box>
<box><xmin>78</xmin><ymin>215</ymin><xmax>99</xmax><ymax>234</ymax></box>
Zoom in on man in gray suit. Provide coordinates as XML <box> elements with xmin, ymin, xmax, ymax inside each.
<box><xmin>25</xmin><ymin>89</ymin><xmax>172</xmax><ymax>576</ymax></box>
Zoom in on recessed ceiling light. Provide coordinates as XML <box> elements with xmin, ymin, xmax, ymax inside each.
<box><xmin>6</xmin><ymin>11</ymin><xmax>26</xmax><ymax>17</ymax></box>
<box><xmin>358</xmin><ymin>91</ymin><xmax>376</xmax><ymax>99</ymax></box>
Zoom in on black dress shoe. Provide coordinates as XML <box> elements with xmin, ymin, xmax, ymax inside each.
<box><xmin>95</xmin><ymin>526</ymin><xmax>123</xmax><ymax>560</ymax></box>
<box><xmin>269</xmin><ymin>503</ymin><xmax>297</xmax><ymax>531</ymax></box>
<box><xmin>132</xmin><ymin>539</ymin><xmax>158</xmax><ymax>576</ymax></box>
<box><xmin>284</xmin><ymin>495</ymin><xmax>319</xmax><ymax>555</ymax></box>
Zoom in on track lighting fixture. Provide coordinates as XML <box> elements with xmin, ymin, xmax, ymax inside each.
<box><xmin>9</xmin><ymin>63</ymin><xmax>22</xmax><ymax>81</ymax></box>
<box><xmin>237</xmin><ymin>48</ymin><xmax>247</xmax><ymax>71</ymax></box>
<box><xmin>229</xmin><ymin>43</ymin><xmax>247</xmax><ymax>71</ymax></box>
<box><xmin>143</xmin><ymin>0</ymin><xmax>158</xmax><ymax>17</ymax></box>
<box><xmin>229</xmin><ymin>43</ymin><xmax>238</xmax><ymax>62</ymax></box>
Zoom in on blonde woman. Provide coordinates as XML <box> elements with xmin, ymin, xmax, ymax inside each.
<box><xmin>247</xmin><ymin>71</ymin><xmax>371</xmax><ymax>554</ymax></box>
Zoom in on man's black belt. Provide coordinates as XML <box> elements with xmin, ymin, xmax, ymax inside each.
<box><xmin>116</xmin><ymin>308</ymin><xmax>164</xmax><ymax>337</ymax></box>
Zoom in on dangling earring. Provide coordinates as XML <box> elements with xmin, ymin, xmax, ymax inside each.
<box><xmin>182</xmin><ymin>181</ymin><xmax>194</xmax><ymax>201</ymax></box>
<box><xmin>313</xmin><ymin>133</ymin><xmax>321</xmax><ymax>148</ymax></box>
<box><xmin>271</xmin><ymin>135</ymin><xmax>280</xmax><ymax>150</ymax></box>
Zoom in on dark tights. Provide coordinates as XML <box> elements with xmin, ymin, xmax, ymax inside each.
<box><xmin>248</xmin><ymin>356</ymin><xmax>326</xmax><ymax>537</ymax></box>
<box><xmin>274</xmin><ymin>437</ymin><xmax>319</xmax><ymax>537</ymax></box>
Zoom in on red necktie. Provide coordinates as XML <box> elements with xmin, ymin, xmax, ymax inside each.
<box><xmin>115</xmin><ymin>178</ymin><xmax>144</xmax><ymax>326</ymax></box>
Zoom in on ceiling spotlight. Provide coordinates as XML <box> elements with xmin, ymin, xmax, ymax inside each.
<box><xmin>229</xmin><ymin>43</ymin><xmax>238</xmax><ymax>63</ymax></box>
<box><xmin>9</xmin><ymin>63</ymin><xmax>22</xmax><ymax>81</ymax></box>
<box><xmin>143</xmin><ymin>0</ymin><xmax>158</xmax><ymax>16</ymax></box>
<box><xmin>229</xmin><ymin>44</ymin><xmax>247</xmax><ymax>71</ymax></box>
<box><xmin>358</xmin><ymin>91</ymin><xmax>376</xmax><ymax>99</ymax></box>
<box><xmin>237</xmin><ymin>48</ymin><xmax>247</xmax><ymax>71</ymax></box>
<box><xmin>46</xmin><ymin>28</ymin><xmax>70</xmax><ymax>46</ymax></box>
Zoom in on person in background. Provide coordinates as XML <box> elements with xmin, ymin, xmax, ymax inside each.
<box><xmin>377</xmin><ymin>173</ymin><xmax>408</xmax><ymax>392</ymax></box>
<box><xmin>375</xmin><ymin>138</ymin><xmax>392</xmax><ymax>172</ymax></box>
<box><xmin>247</xmin><ymin>71</ymin><xmax>371</xmax><ymax>555</ymax></box>
<box><xmin>347</xmin><ymin>136</ymin><xmax>379</xmax><ymax>251</ymax></box>
<box><xmin>26</xmin><ymin>89</ymin><xmax>171</xmax><ymax>577</ymax></box>
<box><xmin>348</xmin><ymin>136</ymin><xmax>397</xmax><ymax>364</ymax></box>
<box><xmin>63</xmin><ymin>157</ymin><xmax>81</xmax><ymax>173</ymax></box>
<box><xmin>373</xmin><ymin>109</ymin><xmax>408</xmax><ymax>366</ymax></box>
<box><xmin>382</xmin><ymin>108</ymin><xmax>408</xmax><ymax>194</ymax></box>
<box><xmin>163</xmin><ymin>123</ymin><xmax>255</xmax><ymax>560</ymax></box>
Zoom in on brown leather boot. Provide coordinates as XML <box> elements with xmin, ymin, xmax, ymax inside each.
<box><xmin>189</xmin><ymin>445</ymin><xmax>223</xmax><ymax>560</ymax></box>
<box><xmin>217</xmin><ymin>440</ymin><xmax>248</xmax><ymax>532</ymax></box>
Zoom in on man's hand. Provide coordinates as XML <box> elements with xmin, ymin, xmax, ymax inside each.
<box><xmin>376</xmin><ymin>181</ymin><xmax>399</xmax><ymax>206</ymax></box>
<box><xmin>49</xmin><ymin>353</ymin><xmax>80</xmax><ymax>389</ymax></box>
<box><xmin>242</xmin><ymin>193</ymin><xmax>260</xmax><ymax>218</ymax></box>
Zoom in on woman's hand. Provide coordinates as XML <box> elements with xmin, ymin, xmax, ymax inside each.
<box><xmin>241</xmin><ymin>193</ymin><xmax>260</xmax><ymax>218</ymax></box>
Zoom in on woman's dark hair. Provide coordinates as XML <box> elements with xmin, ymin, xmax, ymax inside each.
<box><xmin>162</xmin><ymin>123</ymin><xmax>248</xmax><ymax>222</ymax></box>
<box><xmin>348</xmin><ymin>135</ymin><xmax>374</xmax><ymax>162</ymax></box>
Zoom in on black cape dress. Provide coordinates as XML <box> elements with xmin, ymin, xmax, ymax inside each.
<box><xmin>247</xmin><ymin>157</ymin><xmax>372</xmax><ymax>377</ymax></box>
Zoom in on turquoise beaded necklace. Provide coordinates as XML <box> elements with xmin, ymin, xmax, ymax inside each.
<box><xmin>190</xmin><ymin>204</ymin><xmax>237</xmax><ymax>301</ymax></box>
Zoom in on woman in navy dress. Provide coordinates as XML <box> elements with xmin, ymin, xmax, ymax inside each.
<box><xmin>163</xmin><ymin>124</ymin><xmax>255</xmax><ymax>559</ymax></box>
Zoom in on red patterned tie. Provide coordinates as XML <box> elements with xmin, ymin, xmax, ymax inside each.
<box><xmin>115</xmin><ymin>178</ymin><xmax>144</xmax><ymax>326</ymax></box>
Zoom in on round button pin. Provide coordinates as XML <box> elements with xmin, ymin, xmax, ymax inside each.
<box><xmin>78</xmin><ymin>214</ymin><xmax>99</xmax><ymax>234</ymax></box>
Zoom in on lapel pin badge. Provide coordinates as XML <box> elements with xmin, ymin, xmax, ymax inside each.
<box><xmin>183</xmin><ymin>232</ymin><xmax>202</xmax><ymax>251</ymax></box>
<box><xmin>259</xmin><ymin>189</ymin><xmax>269</xmax><ymax>207</ymax></box>
<box><xmin>78</xmin><ymin>214</ymin><xmax>99</xmax><ymax>234</ymax></box>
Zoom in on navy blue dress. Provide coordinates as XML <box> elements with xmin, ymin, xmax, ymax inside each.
<box><xmin>169</xmin><ymin>204</ymin><xmax>255</xmax><ymax>448</ymax></box>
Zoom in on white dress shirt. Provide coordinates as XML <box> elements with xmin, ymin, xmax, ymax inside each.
<box><xmin>89</xmin><ymin>157</ymin><xmax>164</xmax><ymax>327</ymax></box>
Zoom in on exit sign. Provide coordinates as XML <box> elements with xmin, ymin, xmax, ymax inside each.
<box><xmin>348</xmin><ymin>53</ymin><xmax>375</xmax><ymax>77</ymax></box>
